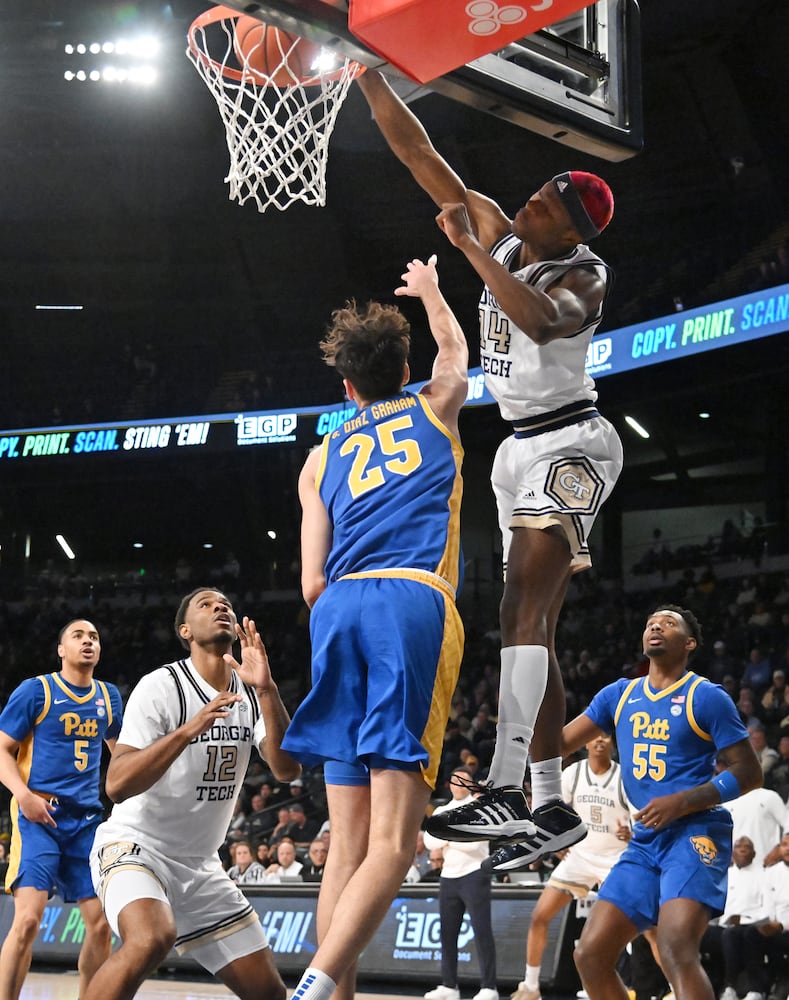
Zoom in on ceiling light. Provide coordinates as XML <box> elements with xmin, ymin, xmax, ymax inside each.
<box><xmin>624</xmin><ymin>415</ymin><xmax>650</xmax><ymax>439</ymax></box>
<box><xmin>64</xmin><ymin>43</ymin><xmax>74</xmax><ymax>54</ymax></box>
<box><xmin>56</xmin><ymin>534</ymin><xmax>76</xmax><ymax>560</ymax></box>
<box><xmin>698</xmin><ymin>411</ymin><xmax>710</xmax><ymax>419</ymax></box>
<box><xmin>203</xmin><ymin>543</ymin><xmax>213</xmax><ymax>549</ymax></box>
<box><xmin>133</xmin><ymin>542</ymin><xmax>143</xmax><ymax>549</ymax></box>
<box><xmin>35</xmin><ymin>304</ymin><xmax>84</xmax><ymax>310</ymax></box>
<box><xmin>267</xmin><ymin>530</ymin><xmax>277</xmax><ymax>540</ymax></box>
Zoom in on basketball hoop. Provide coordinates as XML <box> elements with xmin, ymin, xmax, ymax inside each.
<box><xmin>186</xmin><ymin>6</ymin><xmax>365</xmax><ymax>213</ymax></box>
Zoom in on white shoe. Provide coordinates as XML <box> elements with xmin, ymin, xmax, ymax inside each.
<box><xmin>510</xmin><ymin>984</ymin><xmax>541</xmax><ymax>1000</ymax></box>
<box><xmin>742</xmin><ymin>992</ymin><xmax>764</xmax><ymax>1000</ymax></box>
<box><xmin>472</xmin><ymin>991</ymin><xmax>499</xmax><ymax>1000</ymax></box>
<box><xmin>576</xmin><ymin>991</ymin><xmax>590</xmax><ymax>999</ymax></box>
<box><xmin>719</xmin><ymin>989</ymin><xmax>738</xmax><ymax>1000</ymax></box>
<box><xmin>424</xmin><ymin>988</ymin><xmax>460</xmax><ymax>1000</ymax></box>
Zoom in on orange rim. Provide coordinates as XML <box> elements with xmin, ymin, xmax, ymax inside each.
<box><xmin>187</xmin><ymin>5</ymin><xmax>366</xmax><ymax>87</ymax></box>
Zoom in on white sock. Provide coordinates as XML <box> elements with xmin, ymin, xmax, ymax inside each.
<box><xmin>529</xmin><ymin>756</ymin><xmax>562</xmax><ymax>810</ymax></box>
<box><xmin>525</xmin><ymin>964</ymin><xmax>541</xmax><ymax>990</ymax></box>
<box><xmin>291</xmin><ymin>967</ymin><xmax>336</xmax><ymax>1000</ymax></box>
<box><xmin>486</xmin><ymin>645</ymin><xmax>548</xmax><ymax>789</ymax></box>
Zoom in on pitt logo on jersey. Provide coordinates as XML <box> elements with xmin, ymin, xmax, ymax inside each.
<box><xmin>690</xmin><ymin>836</ymin><xmax>718</xmax><ymax>866</ymax></box>
<box><xmin>630</xmin><ymin>713</ymin><xmax>670</xmax><ymax>741</ymax></box>
<box><xmin>60</xmin><ymin>713</ymin><xmax>99</xmax><ymax>739</ymax></box>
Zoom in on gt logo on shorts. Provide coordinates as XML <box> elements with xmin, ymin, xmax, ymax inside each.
<box><xmin>98</xmin><ymin>841</ymin><xmax>140</xmax><ymax>874</ymax></box>
<box><xmin>690</xmin><ymin>835</ymin><xmax>718</xmax><ymax>866</ymax></box>
<box><xmin>546</xmin><ymin>458</ymin><xmax>604</xmax><ymax>513</ymax></box>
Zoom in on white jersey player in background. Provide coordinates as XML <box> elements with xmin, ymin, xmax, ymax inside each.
<box><xmin>84</xmin><ymin>588</ymin><xmax>301</xmax><ymax>1000</ymax></box>
<box><xmin>358</xmin><ymin>72</ymin><xmax>623</xmax><ymax>868</ymax></box>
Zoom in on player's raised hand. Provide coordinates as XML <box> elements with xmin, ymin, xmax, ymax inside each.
<box><xmin>395</xmin><ymin>254</ymin><xmax>439</xmax><ymax>299</ymax></box>
<box><xmin>436</xmin><ymin>202</ymin><xmax>476</xmax><ymax>249</ymax></box>
<box><xmin>225</xmin><ymin>616</ymin><xmax>273</xmax><ymax>693</ymax></box>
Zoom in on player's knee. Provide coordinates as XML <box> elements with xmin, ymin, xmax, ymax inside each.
<box><xmin>85</xmin><ymin>916</ymin><xmax>112</xmax><ymax>951</ymax></box>
<box><xmin>11</xmin><ymin>909</ymin><xmax>44</xmax><ymax>945</ymax></box>
<box><xmin>573</xmin><ymin>936</ymin><xmax>599</xmax><ymax>979</ymax></box>
<box><xmin>125</xmin><ymin>923</ymin><xmax>177</xmax><ymax>966</ymax></box>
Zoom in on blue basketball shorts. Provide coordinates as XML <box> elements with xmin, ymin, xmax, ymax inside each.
<box><xmin>6</xmin><ymin>805</ymin><xmax>101</xmax><ymax>902</ymax></box>
<box><xmin>281</xmin><ymin>574</ymin><xmax>464</xmax><ymax>789</ymax></box>
<box><xmin>597</xmin><ymin>809</ymin><xmax>732</xmax><ymax>930</ymax></box>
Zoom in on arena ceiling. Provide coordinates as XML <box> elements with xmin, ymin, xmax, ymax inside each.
<box><xmin>0</xmin><ymin>0</ymin><xmax>787</xmax><ymax>571</ymax></box>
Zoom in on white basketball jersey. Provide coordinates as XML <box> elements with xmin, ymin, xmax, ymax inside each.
<box><xmin>479</xmin><ymin>235</ymin><xmax>611</xmax><ymax>421</ymax></box>
<box><xmin>103</xmin><ymin>658</ymin><xmax>264</xmax><ymax>859</ymax></box>
<box><xmin>562</xmin><ymin>758</ymin><xmax>631</xmax><ymax>858</ymax></box>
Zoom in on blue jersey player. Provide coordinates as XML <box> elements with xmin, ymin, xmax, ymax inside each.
<box><xmin>0</xmin><ymin>619</ymin><xmax>123</xmax><ymax>1000</ymax></box>
<box><xmin>282</xmin><ymin>255</ymin><xmax>469</xmax><ymax>1000</ymax></box>
<box><xmin>561</xmin><ymin>606</ymin><xmax>762</xmax><ymax>1000</ymax></box>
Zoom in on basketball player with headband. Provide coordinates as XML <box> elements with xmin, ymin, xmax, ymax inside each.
<box><xmin>358</xmin><ymin>70</ymin><xmax>623</xmax><ymax>871</ymax></box>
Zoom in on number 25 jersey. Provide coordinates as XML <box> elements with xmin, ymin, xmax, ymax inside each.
<box><xmin>316</xmin><ymin>391</ymin><xmax>464</xmax><ymax>591</ymax></box>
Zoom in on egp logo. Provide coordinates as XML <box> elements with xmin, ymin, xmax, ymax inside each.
<box><xmin>585</xmin><ymin>336</ymin><xmax>612</xmax><ymax>374</ymax></box>
<box><xmin>395</xmin><ymin>904</ymin><xmax>474</xmax><ymax>949</ymax></box>
<box><xmin>466</xmin><ymin>0</ymin><xmax>528</xmax><ymax>36</ymax></box>
<box><xmin>235</xmin><ymin>413</ymin><xmax>297</xmax><ymax>445</ymax></box>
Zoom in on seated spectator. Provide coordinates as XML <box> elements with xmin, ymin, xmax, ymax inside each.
<box><xmin>766</xmin><ymin>735</ymin><xmax>789</xmax><ymax>803</ymax></box>
<box><xmin>741</xmin><ymin>646</ymin><xmax>773</xmax><ymax>699</ymax></box>
<box><xmin>245</xmin><ymin>790</ymin><xmax>279</xmax><ymax>844</ymax></box>
<box><xmin>265</xmin><ymin>838</ymin><xmax>303</xmax><ymax>882</ymax></box>
<box><xmin>706</xmin><ymin>639</ymin><xmax>738</xmax><ymax>685</ymax></box>
<box><xmin>267</xmin><ymin>806</ymin><xmax>296</xmax><ymax>848</ymax></box>
<box><xmin>419</xmin><ymin>849</ymin><xmax>444</xmax><ymax>883</ymax></box>
<box><xmin>301</xmin><ymin>839</ymin><xmax>329</xmax><ymax>882</ymax></box>
<box><xmin>762</xmin><ymin>670</ymin><xmax>789</xmax><ymax>735</ymax></box>
<box><xmin>758</xmin><ymin>832</ymin><xmax>789</xmax><ymax>1000</ymax></box>
<box><xmin>712</xmin><ymin>836</ymin><xmax>770</xmax><ymax>1000</ymax></box>
<box><xmin>226</xmin><ymin>840</ymin><xmax>268</xmax><ymax>886</ymax></box>
<box><xmin>283</xmin><ymin>803</ymin><xmax>321</xmax><ymax>848</ymax></box>
<box><xmin>749</xmin><ymin>723</ymin><xmax>780</xmax><ymax>779</ymax></box>
<box><xmin>737</xmin><ymin>688</ymin><xmax>764</xmax><ymax>730</ymax></box>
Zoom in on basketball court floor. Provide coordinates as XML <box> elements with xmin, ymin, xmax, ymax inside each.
<box><xmin>19</xmin><ymin>969</ymin><xmax>582</xmax><ymax>999</ymax></box>
<box><xmin>21</xmin><ymin>971</ymin><xmax>412</xmax><ymax>999</ymax></box>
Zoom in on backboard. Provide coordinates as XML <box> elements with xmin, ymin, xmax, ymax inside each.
<box><xmin>210</xmin><ymin>0</ymin><xmax>643</xmax><ymax>161</ymax></box>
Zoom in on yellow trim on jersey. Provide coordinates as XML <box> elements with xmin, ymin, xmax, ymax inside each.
<box><xmin>419</xmin><ymin>598</ymin><xmax>464</xmax><ymax>789</ymax></box>
<box><xmin>97</xmin><ymin>680</ymin><xmax>113</xmax><ymax>728</ymax></box>
<box><xmin>313</xmin><ymin>435</ymin><xmax>331</xmax><ymax>492</ymax></box>
<box><xmin>4</xmin><ymin>799</ymin><xmax>21</xmax><ymax>894</ymax></box>
<box><xmin>339</xmin><ymin>567</ymin><xmax>456</xmax><ymax>601</ymax></box>
<box><xmin>643</xmin><ymin>671</ymin><xmax>693</xmax><ymax>701</ymax></box>
<box><xmin>613</xmin><ymin>678</ymin><xmax>641</xmax><ymax>727</ymax></box>
<box><xmin>52</xmin><ymin>673</ymin><xmax>97</xmax><ymax>704</ymax></box>
<box><xmin>416</xmin><ymin>394</ymin><xmax>464</xmax><ymax>592</ymax></box>
<box><xmin>33</xmin><ymin>675</ymin><xmax>52</xmax><ymax>726</ymax></box>
<box><xmin>416</xmin><ymin>393</ymin><xmax>463</xmax><ymax>448</ymax></box>
<box><xmin>685</xmin><ymin>675</ymin><xmax>712</xmax><ymax>741</ymax></box>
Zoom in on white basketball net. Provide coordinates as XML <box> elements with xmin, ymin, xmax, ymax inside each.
<box><xmin>187</xmin><ymin>10</ymin><xmax>362</xmax><ymax>213</ymax></box>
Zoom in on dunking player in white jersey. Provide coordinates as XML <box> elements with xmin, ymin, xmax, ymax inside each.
<box><xmin>84</xmin><ymin>589</ymin><xmax>301</xmax><ymax>1000</ymax></box>
<box><xmin>359</xmin><ymin>71</ymin><xmax>624</xmax><ymax>870</ymax></box>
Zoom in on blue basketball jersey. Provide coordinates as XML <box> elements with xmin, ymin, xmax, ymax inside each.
<box><xmin>0</xmin><ymin>673</ymin><xmax>123</xmax><ymax>811</ymax></box>
<box><xmin>585</xmin><ymin>671</ymin><xmax>748</xmax><ymax>812</ymax></box>
<box><xmin>316</xmin><ymin>391</ymin><xmax>464</xmax><ymax>589</ymax></box>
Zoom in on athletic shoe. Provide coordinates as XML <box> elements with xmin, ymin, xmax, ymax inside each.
<box><xmin>742</xmin><ymin>992</ymin><xmax>765</xmax><ymax>1000</ymax></box>
<box><xmin>422</xmin><ymin>785</ymin><xmax>536</xmax><ymax>842</ymax></box>
<box><xmin>424</xmin><ymin>988</ymin><xmax>460</xmax><ymax>1000</ymax></box>
<box><xmin>481</xmin><ymin>800</ymin><xmax>587</xmax><ymax>870</ymax></box>
<box><xmin>718</xmin><ymin>988</ymin><xmax>738</xmax><ymax>1000</ymax></box>
<box><xmin>510</xmin><ymin>983</ymin><xmax>541</xmax><ymax>1000</ymax></box>
<box><xmin>472</xmin><ymin>990</ymin><xmax>499</xmax><ymax>1000</ymax></box>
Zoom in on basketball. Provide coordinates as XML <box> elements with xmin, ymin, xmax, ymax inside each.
<box><xmin>234</xmin><ymin>16</ymin><xmax>323</xmax><ymax>86</ymax></box>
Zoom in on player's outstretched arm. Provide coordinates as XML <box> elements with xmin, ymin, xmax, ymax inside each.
<box><xmin>395</xmin><ymin>254</ymin><xmax>468</xmax><ymax>436</ymax></box>
<box><xmin>562</xmin><ymin>713</ymin><xmax>606</xmax><ymax>758</ymax></box>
